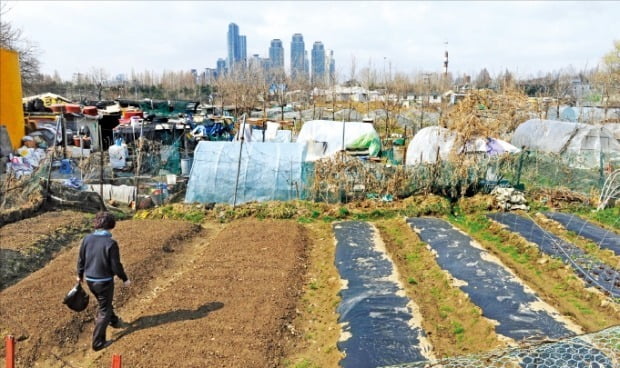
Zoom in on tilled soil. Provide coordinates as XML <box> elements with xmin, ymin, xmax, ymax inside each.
<box><xmin>0</xmin><ymin>210</ymin><xmax>92</xmax><ymax>290</ymax></box>
<box><xmin>0</xmin><ymin>217</ymin><xmax>308</xmax><ymax>367</ymax></box>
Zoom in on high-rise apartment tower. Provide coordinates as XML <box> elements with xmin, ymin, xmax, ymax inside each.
<box><xmin>227</xmin><ymin>23</ymin><xmax>246</xmax><ymax>71</ymax></box>
<box><xmin>311</xmin><ymin>41</ymin><xmax>325</xmax><ymax>85</ymax></box>
<box><xmin>269</xmin><ymin>39</ymin><xmax>285</xmax><ymax>71</ymax></box>
<box><xmin>290</xmin><ymin>33</ymin><xmax>306</xmax><ymax>79</ymax></box>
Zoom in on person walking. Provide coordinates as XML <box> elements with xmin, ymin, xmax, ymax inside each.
<box><xmin>77</xmin><ymin>211</ymin><xmax>130</xmax><ymax>351</ymax></box>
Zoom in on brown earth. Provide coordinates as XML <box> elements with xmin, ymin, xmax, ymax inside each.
<box><xmin>0</xmin><ymin>210</ymin><xmax>93</xmax><ymax>290</ymax></box>
<box><xmin>1</xmin><ymin>208</ymin><xmax>617</xmax><ymax>367</ymax></box>
<box><xmin>0</xmin><ymin>217</ymin><xmax>309</xmax><ymax>367</ymax></box>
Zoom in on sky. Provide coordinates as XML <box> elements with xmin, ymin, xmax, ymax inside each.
<box><xmin>3</xmin><ymin>1</ymin><xmax>619</xmax><ymax>81</ymax></box>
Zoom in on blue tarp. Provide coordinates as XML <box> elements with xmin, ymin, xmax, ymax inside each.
<box><xmin>184</xmin><ymin>141</ymin><xmax>309</xmax><ymax>204</ymax></box>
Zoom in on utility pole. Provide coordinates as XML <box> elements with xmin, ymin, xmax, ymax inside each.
<box><xmin>443</xmin><ymin>41</ymin><xmax>449</xmax><ymax>78</ymax></box>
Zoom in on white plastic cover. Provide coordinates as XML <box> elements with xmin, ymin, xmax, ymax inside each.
<box><xmin>185</xmin><ymin>141</ymin><xmax>307</xmax><ymax>204</ymax></box>
<box><xmin>511</xmin><ymin>119</ymin><xmax>620</xmax><ymax>168</ymax></box>
<box><xmin>296</xmin><ymin>120</ymin><xmax>380</xmax><ymax>161</ymax></box>
<box><xmin>511</xmin><ymin>119</ymin><xmax>620</xmax><ymax>153</ymax></box>
<box><xmin>405</xmin><ymin>126</ymin><xmax>519</xmax><ymax>165</ymax></box>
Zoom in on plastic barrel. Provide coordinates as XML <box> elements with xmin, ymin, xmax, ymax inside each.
<box><xmin>181</xmin><ymin>158</ymin><xmax>193</xmax><ymax>176</ymax></box>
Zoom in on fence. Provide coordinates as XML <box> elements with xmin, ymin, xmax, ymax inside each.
<box><xmin>383</xmin><ymin>325</ymin><xmax>620</xmax><ymax>368</ymax></box>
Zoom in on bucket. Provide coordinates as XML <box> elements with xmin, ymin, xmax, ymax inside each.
<box><xmin>393</xmin><ymin>146</ymin><xmax>404</xmax><ymax>164</ymax></box>
<box><xmin>181</xmin><ymin>158</ymin><xmax>193</xmax><ymax>176</ymax></box>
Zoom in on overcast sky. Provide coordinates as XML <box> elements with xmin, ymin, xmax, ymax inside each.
<box><xmin>3</xmin><ymin>1</ymin><xmax>619</xmax><ymax>81</ymax></box>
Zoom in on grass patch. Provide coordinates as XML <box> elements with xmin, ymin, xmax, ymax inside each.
<box><xmin>565</xmin><ymin>206</ymin><xmax>620</xmax><ymax>231</ymax></box>
<box><xmin>281</xmin><ymin>221</ymin><xmax>343</xmax><ymax>367</ymax></box>
<box><xmin>375</xmin><ymin>218</ymin><xmax>503</xmax><ymax>357</ymax></box>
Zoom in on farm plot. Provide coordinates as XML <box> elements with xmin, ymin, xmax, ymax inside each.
<box><xmin>1</xmin><ymin>218</ymin><xmax>309</xmax><ymax>367</ymax></box>
<box><xmin>0</xmin><ymin>219</ymin><xmax>200</xmax><ymax>367</ymax></box>
<box><xmin>333</xmin><ymin>221</ymin><xmax>432</xmax><ymax>368</ymax></box>
<box><xmin>0</xmin><ymin>210</ymin><xmax>92</xmax><ymax>290</ymax></box>
<box><xmin>489</xmin><ymin>213</ymin><xmax>620</xmax><ymax>298</ymax></box>
<box><xmin>406</xmin><ymin>217</ymin><xmax>581</xmax><ymax>341</ymax></box>
<box><xmin>543</xmin><ymin>212</ymin><xmax>620</xmax><ymax>256</ymax></box>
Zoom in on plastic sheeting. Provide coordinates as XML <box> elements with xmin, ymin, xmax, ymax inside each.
<box><xmin>334</xmin><ymin>221</ymin><xmax>429</xmax><ymax>367</ymax></box>
<box><xmin>543</xmin><ymin>212</ymin><xmax>620</xmax><ymax>256</ymax></box>
<box><xmin>510</xmin><ymin>119</ymin><xmax>620</xmax><ymax>168</ymax></box>
<box><xmin>296</xmin><ymin>120</ymin><xmax>381</xmax><ymax>161</ymax></box>
<box><xmin>407</xmin><ymin>217</ymin><xmax>575</xmax><ymax>341</ymax></box>
<box><xmin>184</xmin><ymin>141</ymin><xmax>308</xmax><ymax>204</ymax></box>
<box><xmin>405</xmin><ymin>126</ymin><xmax>519</xmax><ymax>165</ymax></box>
<box><xmin>489</xmin><ymin>213</ymin><xmax>620</xmax><ymax>299</ymax></box>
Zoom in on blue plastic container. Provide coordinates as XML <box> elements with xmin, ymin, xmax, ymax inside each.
<box><xmin>59</xmin><ymin>159</ymin><xmax>73</xmax><ymax>174</ymax></box>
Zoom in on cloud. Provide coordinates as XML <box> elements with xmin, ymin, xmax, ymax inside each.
<box><xmin>3</xmin><ymin>0</ymin><xmax>619</xmax><ymax>80</ymax></box>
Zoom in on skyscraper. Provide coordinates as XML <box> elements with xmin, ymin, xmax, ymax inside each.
<box><xmin>216</xmin><ymin>58</ymin><xmax>227</xmax><ymax>77</ymax></box>
<box><xmin>311</xmin><ymin>41</ymin><xmax>325</xmax><ymax>85</ymax></box>
<box><xmin>227</xmin><ymin>23</ymin><xmax>246</xmax><ymax>71</ymax></box>
<box><xmin>304</xmin><ymin>50</ymin><xmax>309</xmax><ymax>78</ymax></box>
<box><xmin>227</xmin><ymin>23</ymin><xmax>239</xmax><ymax>70</ymax></box>
<box><xmin>290</xmin><ymin>33</ymin><xmax>305</xmax><ymax>80</ymax></box>
<box><xmin>269</xmin><ymin>39</ymin><xmax>284</xmax><ymax>71</ymax></box>
<box><xmin>326</xmin><ymin>49</ymin><xmax>336</xmax><ymax>84</ymax></box>
<box><xmin>239</xmin><ymin>35</ymin><xmax>247</xmax><ymax>62</ymax></box>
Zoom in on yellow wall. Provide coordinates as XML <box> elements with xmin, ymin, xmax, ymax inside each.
<box><xmin>0</xmin><ymin>48</ymin><xmax>25</xmax><ymax>149</ymax></box>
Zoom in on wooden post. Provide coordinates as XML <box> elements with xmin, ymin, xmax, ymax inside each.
<box><xmin>99</xmin><ymin>119</ymin><xmax>104</xmax><ymax>199</ymax></box>
<box><xmin>111</xmin><ymin>354</ymin><xmax>122</xmax><ymax>368</ymax></box>
<box><xmin>5</xmin><ymin>335</ymin><xmax>15</xmax><ymax>368</ymax></box>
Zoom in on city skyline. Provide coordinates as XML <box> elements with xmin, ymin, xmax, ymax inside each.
<box><xmin>3</xmin><ymin>1</ymin><xmax>618</xmax><ymax>81</ymax></box>
<box><xmin>218</xmin><ymin>23</ymin><xmax>332</xmax><ymax>82</ymax></box>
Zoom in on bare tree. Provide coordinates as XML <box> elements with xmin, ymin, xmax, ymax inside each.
<box><xmin>1</xmin><ymin>3</ymin><xmax>41</xmax><ymax>94</ymax></box>
<box><xmin>474</xmin><ymin>68</ymin><xmax>492</xmax><ymax>89</ymax></box>
<box><xmin>593</xmin><ymin>40</ymin><xmax>620</xmax><ymax>119</ymax></box>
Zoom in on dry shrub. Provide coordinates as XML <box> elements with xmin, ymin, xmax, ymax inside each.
<box><xmin>309</xmin><ymin>152</ymin><xmax>414</xmax><ymax>202</ymax></box>
<box><xmin>400</xmin><ymin>194</ymin><xmax>452</xmax><ymax>217</ymax></box>
<box><xmin>442</xmin><ymin>88</ymin><xmax>530</xmax><ymax>142</ymax></box>
<box><xmin>457</xmin><ymin>194</ymin><xmax>495</xmax><ymax>214</ymax></box>
<box><xmin>528</xmin><ymin>187</ymin><xmax>590</xmax><ymax>209</ymax></box>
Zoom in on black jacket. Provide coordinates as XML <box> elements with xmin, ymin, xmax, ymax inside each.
<box><xmin>77</xmin><ymin>232</ymin><xmax>128</xmax><ymax>282</ymax></box>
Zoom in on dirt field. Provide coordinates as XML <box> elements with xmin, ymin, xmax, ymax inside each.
<box><xmin>0</xmin><ymin>210</ymin><xmax>93</xmax><ymax>290</ymax></box>
<box><xmin>0</xmin><ymin>217</ymin><xmax>308</xmax><ymax>367</ymax></box>
<box><xmin>1</xmin><ymin>207</ymin><xmax>618</xmax><ymax>367</ymax></box>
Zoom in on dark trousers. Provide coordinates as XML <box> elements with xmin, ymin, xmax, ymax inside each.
<box><xmin>86</xmin><ymin>280</ymin><xmax>119</xmax><ymax>350</ymax></box>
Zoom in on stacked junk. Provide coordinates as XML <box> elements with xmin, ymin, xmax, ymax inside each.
<box><xmin>1</xmin><ymin>93</ymin><xmax>204</xmax><ymax>214</ymax></box>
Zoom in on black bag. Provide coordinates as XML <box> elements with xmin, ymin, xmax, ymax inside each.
<box><xmin>63</xmin><ymin>282</ymin><xmax>89</xmax><ymax>312</ymax></box>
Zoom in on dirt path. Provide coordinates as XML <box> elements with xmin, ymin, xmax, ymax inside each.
<box><xmin>1</xmin><ymin>218</ymin><xmax>309</xmax><ymax>368</ymax></box>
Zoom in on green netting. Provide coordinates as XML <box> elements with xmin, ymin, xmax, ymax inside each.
<box><xmin>305</xmin><ymin>148</ymin><xmax>620</xmax><ymax>203</ymax></box>
<box><xmin>383</xmin><ymin>325</ymin><xmax>620</xmax><ymax>368</ymax></box>
<box><xmin>500</xmin><ymin>150</ymin><xmax>620</xmax><ymax>195</ymax></box>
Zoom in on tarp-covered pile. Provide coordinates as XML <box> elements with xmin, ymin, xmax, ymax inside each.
<box><xmin>405</xmin><ymin>126</ymin><xmax>519</xmax><ymax>166</ymax></box>
<box><xmin>296</xmin><ymin>120</ymin><xmax>381</xmax><ymax>161</ymax></box>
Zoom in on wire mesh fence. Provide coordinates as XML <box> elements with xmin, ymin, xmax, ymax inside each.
<box><xmin>383</xmin><ymin>325</ymin><xmax>620</xmax><ymax>368</ymax></box>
